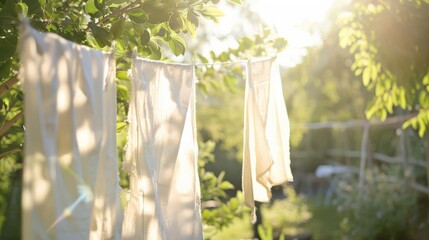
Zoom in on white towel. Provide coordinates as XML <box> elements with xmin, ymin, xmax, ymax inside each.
<box><xmin>20</xmin><ymin>24</ymin><xmax>122</xmax><ymax>239</ymax></box>
<box><xmin>122</xmin><ymin>58</ymin><xmax>203</xmax><ymax>239</ymax></box>
<box><xmin>242</xmin><ymin>58</ymin><xmax>293</xmax><ymax>222</ymax></box>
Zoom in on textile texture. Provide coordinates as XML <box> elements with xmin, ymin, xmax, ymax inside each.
<box><xmin>242</xmin><ymin>58</ymin><xmax>294</xmax><ymax>216</ymax></box>
<box><xmin>20</xmin><ymin>24</ymin><xmax>122</xmax><ymax>239</ymax></box>
<box><xmin>122</xmin><ymin>58</ymin><xmax>203</xmax><ymax>240</ymax></box>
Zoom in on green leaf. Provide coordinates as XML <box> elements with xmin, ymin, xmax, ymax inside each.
<box><xmin>168</xmin><ymin>13</ymin><xmax>183</xmax><ymax>31</ymax></box>
<box><xmin>0</xmin><ymin>59</ymin><xmax>12</xmax><ymax>80</ymax></box>
<box><xmin>229</xmin><ymin>198</ymin><xmax>239</xmax><ymax>210</ymax></box>
<box><xmin>370</xmin><ymin>63</ymin><xmax>378</xmax><ymax>82</ymax></box>
<box><xmin>141</xmin><ymin>46</ymin><xmax>152</xmax><ymax>56</ymax></box>
<box><xmin>88</xmin><ymin>22</ymin><xmax>109</xmax><ymax>40</ymax></box>
<box><xmin>148</xmin><ymin>40</ymin><xmax>162</xmax><ymax>60</ymax></box>
<box><xmin>197</xmin><ymin>54</ymin><xmax>208</xmax><ymax>63</ymax></box>
<box><xmin>240</xmin><ymin>37</ymin><xmax>253</xmax><ymax>50</ymax></box>
<box><xmin>402</xmin><ymin>119</ymin><xmax>412</xmax><ymax>129</ymax></box>
<box><xmin>94</xmin><ymin>0</ymin><xmax>104</xmax><ymax>12</ymax></box>
<box><xmin>168</xmin><ymin>35</ymin><xmax>185</xmax><ymax>56</ymax></box>
<box><xmin>227</xmin><ymin>0</ymin><xmax>242</xmax><ymax>4</ymax></box>
<box><xmin>423</xmin><ymin>73</ymin><xmax>429</xmax><ymax>85</ymax></box>
<box><xmin>0</xmin><ymin>36</ymin><xmax>17</xmax><ymax>62</ymax></box>
<box><xmin>184</xmin><ymin>17</ymin><xmax>197</xmax><ymax>37</ymax></box>
<box><xmin>38</xmin><ymin>0</ymin><xmax>47</xmax><ymax>6</ymax></box>
<box><xmin>46</xmin><ymin>23</ymin><xmax>57</xmax><ymax>32</ymax></box>
<box><xmin>129</xmin><ymin>11</ymin><xmax>148</xmax><ymax>24</ymax></box>
<box><xmin>86</xmin><ymin>32</ymin><xmax>100</xmax><ymax>48</ymax></box>
<box><xmin>85</xmin><ymin>0</ymin><xmax>99</xmax><ymax>14</ymax></box>
<box><xmin>273</xmin><ymin>37</ymin><xmax>287</xmax><ymax>52</ymax></box>
<box><xmin>219</xmin><ymin>181</ymin><xmax>234</xmax><ymax>190</ymax></box>
<box><xmin>140</xmin><ymin>30</ymin><xmax>151</xmax><ymax>45</ymax></box>
<box><xmin>199</xmin><ymin>6</ymin><xmax>224</xmax><ymax>18</ymax></box>
<box><xmin>187</xmin><ymin>10</ymin><xmax>199</xmax><ymax>26</ymax></box>
<box><xmin>145</xmin><ymin>2</ymin><xmax>170</xmax><ymax>24</ymax></box>
<box><xmin>116</xmin><ymin>84</ymin><xmax>129</xmax><ymax>99</ymax></box>
<box><xmin>418</xmin><ymin>117</ymin><xmax>426</xmax><ymax>137</ymax></box>
<box><xmin>116</xmin><ymin>70</ymin><xmax>128</xmax><ymax>80</ymax></box>
<box><xmin>15</xmin><ymin>2</ymin><xmax>28</xmax><ymax>17</ymax></box>
<box><xmin>110</xmin><ymin>18</ymin><xmax>125</xmax><ymax>40</ymax></box>
<box><xmin>362</xmin><ymin>67</ymin><xmax>370</xmax><ymax>86</ymax></box>
<box><xmin>116</xmin><ymin>122</ymin><xmax>127</xmax><ymax>133</ymax></box>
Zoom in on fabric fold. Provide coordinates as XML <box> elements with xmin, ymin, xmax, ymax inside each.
<box><xmin>242</xmin><ymin>58</ymin><xmax>293</xmax><ymax>221</ymax></box>
<box><xmin>20</xmin><ymin>23</ymin><xmax>122</xmax><ymax>240</ymax></box>
<box><xmin>122</xmin><ymin>58</ymin><xmax>203</xmax><ymax>240</ymax></box>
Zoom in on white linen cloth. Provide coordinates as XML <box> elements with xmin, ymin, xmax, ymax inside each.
<box><xmin>20</xmin><ymin>23</ymin><xmax>122</xmax><ymax>239</ymax></box>
<box><xmin>122</xmin><ymin>57</ymin><xmax>203</xmax><ymax>239</ymax></box>
<box><xmin>242</xmin><ymin>58</ymin><xmax>294</xmax><ymax>222</ymax></box>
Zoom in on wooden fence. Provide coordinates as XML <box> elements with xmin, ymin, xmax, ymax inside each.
<box><xmin>293</xmin><ymin>114</ymin><xmax>429</xmax><ymax>198</ymax></box>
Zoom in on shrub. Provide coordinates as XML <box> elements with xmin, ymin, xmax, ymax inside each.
<box><xmin>334</xmin><ymin>167</ymin><xmax>419</xmax><ymax>240</ymax></box>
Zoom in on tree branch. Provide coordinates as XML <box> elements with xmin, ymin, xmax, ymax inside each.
<box><xmin>0</xmin><ymin>111</ymin><xmax>24</xmax><ymax>137</ymax></box>
<box><xmin>0</xmin><ymin>148</ymin><xmax>21</xmax><ymax>159</ymax></box>
<box><xmin>98</xmin><ymin>1</ymin><xmax>141</xmax><ymax>25</ymax></box>
<box><xmin>85</xmin><ymin>0</ymin><xmax>142</xmax><ymax>32</ymax></box>
<box><xmin>0</xmin><ymin>75</ymin><xmax>19</xmax><ymax>95</ymax></box>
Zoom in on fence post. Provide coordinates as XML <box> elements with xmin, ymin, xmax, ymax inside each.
<box><xmin>398</xmin><ymin>128</ymin><xmax>408</xmax><ymax>178</ymax></box>
<box><xmin>358</xmin><ymin>123</ymin><xmax>370</xmax><ymax>190</ymax></box>
<box><xmin>426</xmin><ymin>134</ymin><xmax>429</xmax><ymax>199</ymax></box>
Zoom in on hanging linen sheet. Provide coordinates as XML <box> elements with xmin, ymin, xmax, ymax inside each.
<box><xmin>242</xmin><ymin>58</ymin><xmax>294</xmax><ymax>222</ymax></box>
<box><xmin>122</xmin><ymin>58</ymin><xmax>203</xmax><ymax>239</ymax></box>
<box><xmin>20</xmin><ymin>23</ymin><xmax>122</xmax><ymax>239</ymax></box>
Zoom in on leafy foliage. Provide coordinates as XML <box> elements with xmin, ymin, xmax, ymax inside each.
<box><xmin>260</xmin><ymin>186</ymin><xmax>312</xmax><ymax>238</ymax></box>
<box><xmin>338</xmin><ymin>0</ymin><xmax>429</xmax><ymax>136</ymax></box>
<box><xmin>334</xmin><ymin>167</ymin><xmax>420</xmax><ymax>240</ymax></box>
<box><xmin>198</xmin><ymin>140</ymin><xmax>246</xmax><ymax>239</ymax></box>
<box><xmin>196</xmin><ymin>28</ymin><xmax>287</xmax><ymax>94</ymax></box>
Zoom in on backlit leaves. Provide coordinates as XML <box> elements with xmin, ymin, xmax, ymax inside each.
<box><xmin>85</xmin><ymin>0</ymin><xmax>98</xmax><ymax>14</ymax></box>
<box><xmin>339</xmin><ymin>0</ymin><xmax>429</xmax><ymax>136</ymax></box>
<box><xmin>169</xmin><ymin>34</ymin><xmax>185</xmax><ymax>56</ymax></box>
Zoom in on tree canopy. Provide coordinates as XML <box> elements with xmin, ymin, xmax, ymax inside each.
<box><xmin>338</xmin><ymin>0</ymin><xmax>429</xmax><ymax>137</ymax></box>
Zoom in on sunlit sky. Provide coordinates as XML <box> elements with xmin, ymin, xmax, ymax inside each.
<box><xmin>254</xmin><ymin>0</ymin><xmax>336</xmax><ymax>66</ymax></box>
<box><xmin>198</xmin><ymin>0</ymin><xmax>336</xmax><ymax>67</ymax></box>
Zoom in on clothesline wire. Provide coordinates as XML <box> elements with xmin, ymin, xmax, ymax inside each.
<box><xmin>193</xmin><ymin>60</ymin><xmax>248</xmax><ymax>67</ymax></box>
<box><xmin>20</xmin><ymin>18</ymin><xmax>275</xmax><ymax>68</ymax></box>
<box><xmin>126</xmin><ymin>45</ymin><xmax>275</xmax><ymax>67</ymax></box>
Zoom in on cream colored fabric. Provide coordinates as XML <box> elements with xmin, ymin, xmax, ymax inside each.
<box><xmin>122</xmin><ymin>58</ymin><xmax>203</xmax><ymax>239</ymax></box>
<box><xmin>20</xmin><ymin>24</ymin><xmax>122</xmax><ymax>239</ymax></box>
<box><xmin>242</xmin><ymin>58</ymin><xmax>293</xmax><ymax>219</ymax></box>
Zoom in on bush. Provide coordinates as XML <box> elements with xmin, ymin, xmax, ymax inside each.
<box><xmin>261</xmin><ymin>185</ymin><xmax>312</xmax><ymax>238</ymax></box>
<box><xmin>334</xmin><ymin>167</ymin><xmax>419</xmax><ymax>240</ymax></box>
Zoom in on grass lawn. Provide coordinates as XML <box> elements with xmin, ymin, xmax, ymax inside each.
<box><xmin>209</xmin><ymin>197</ymin><xmax>343</xmax><ymax>240</ymax></box>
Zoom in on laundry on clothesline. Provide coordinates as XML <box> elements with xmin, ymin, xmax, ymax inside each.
<box><xmin>122</xmin><ymin>57</ymin><xmax>203</xmax><ymax>239</ymax></box>
<box><xmin>242</xmin><ymin>58</ymin><xmax>294</xmax><ymax>223</ymax></box>
<box><xmin>19</xmin><ymin>19</ymin><xmax>294</xmax><ymax>239</ymax></box>
<box><xmin>20</xmin><ymin>22</ymin><xmax>122</xmax><ymax>240</ymax></box>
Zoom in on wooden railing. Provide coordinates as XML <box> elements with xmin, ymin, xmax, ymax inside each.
<box><xmin>293</xmin><ymin>115</ymin><xmax>429</xmax><ymax>198</ymax></box>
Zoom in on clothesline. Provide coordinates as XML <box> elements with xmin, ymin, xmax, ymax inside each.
<box><xmin>21</xmin><ymin>21</ymin><xmax>293</xmax><ymax>239</ymax></box>
<box><xmin>20</xmin><ymin>16</ymin><xmax>275</xmax><ymax>68</ymax></box>
<box><xmin>128</xmin><ymin>45</ymin><xmax>275</xmax><ymax>67</ymax></box>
